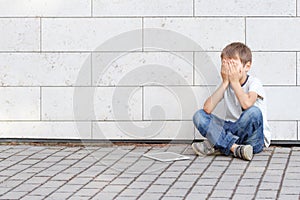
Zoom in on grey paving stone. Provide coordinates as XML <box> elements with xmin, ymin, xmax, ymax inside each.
<box><xmin>282</xmin><ymin>179</ymin><xmax>300</xmax><ymax>187</ymax></box>
<box><xmin>25</xmin><ymin>176</ymin><xmax>49</xmax><ymax>184</ymax></box>
<box><xmin>41</xmin><ymin>180</ymin><xmax>67</xmax><ymax>188</ymax></box>
<box><xmin>235</xmin><ymin>186</ymin><xmax>257</xmax><ymax>194</ymax></box>
<box><xmin>67</xmin><ymin>177</ymin><xmax>93</xmax><ymax>185</ymax></box>
<box><xmin>214</xmin><ymin>181</ymin><xmax>237</xmax><ymax>190</ymax></box>
<box><xmin>83</xmin><ymin>181</ymin><xmax>109</xmax><ymax>189</ymax></box>
<box><xmin>280</xmin><ymin>186</ymin><xmax>300</xmax><ymax>195</ymax></box>
<box><xmin>161</xmin><ymin>197</ymin><xmax>183</xmax><ymax>200</ymax></box>
<box><xmin>56</xmin><ymin>184</ymin><xmax>82</xmax><ymax>193</ymax></box>
<box><xmin>0</xmin><ymin>188</ymin><xmax>11</xmax><ymax>196</ymax></box>
<box><xmin>232</xmin><ymin>194</ymin><xmax>255</xmax><ymax>200</ymax></box>
<box><xmin>206</xmin><ymin>166</ymin><xmax>227</xmax><ymax>172</ymax></box>
<box><xmin>135</xmin><ymin>174</ymin><xmax>158</xmax><ymax>182</ymax></box>
<box><xmin>29</xmin><ymin>187</ymin><xmax>57</xmax><ymax>196</ymax></box>
<box><xmin>153</xmin><ymin>178</ymin><xmax>175</xmax><ymax>185</ymax></box>
<box><xmin>21</xmin><ymin>195</ymin><xmax>49</xmax><ymax>200</ymax></box>
<box><xmin>164</xmin><ymin>188</ymin><xmax>188</xmax><ymax>197</ymax></box>
<box><xmin>73</xmin><ymin>188</ymin><xmax>100</xmax><ymax>197</ymax></box>
<box><xmin>38</xmin><ymin>170</ymin><xmax>62</xmax><ymax>177</ymax></box>
<box><xmin>259</xmin><ymin>181</ymin><xmax>281</xmax><ymax>190</ymax></box>
<box><xmin>283</xmin><ymin>172</ymin><xmax>300</xmax><ymax>180</ymax></box>
<box><xmin>210</xmin><ymin>189</ymin><xmax>233</xmax><ymax>198</ymax></box>
<box><xmin>185</xmin><ymin>193</ymin><xmax>209</xmax><ymax>200</ymax></box>
<box><xmin>110</xmin><ymin>177</ymin><xmax>134</xmax><ymax>185</ymax></box>
<box><xmin>278</xmin><ymin>194</ymin><xmax>300</xmax><ymax>200</ymax></box>
<box><xmin>0</xmin><ymin>191</ymin><xmax>28</xmax><ymax>199</ymax></box>
<box><xmin>255</xmin><ymin>190</ymin><xmax>278</xmax><ymax>199</ymax></box>
<box><xmin>171</xmin><ymin>181</ymin><xmax>194</xmax><ymax>189</ymax></box>
<box><xmin>32</xmin><ymin>162</ymin><xmax>54</xmax><ymax>168</ymax></box>
<box><xmin>127</xmin><ymin>181</ymin><xmax>151</xmax><ymax>189</ymax></box>
<box><xmin>138</xmin><ymin>192</ymin><xmax>162</xmax><ymax>200</ymax></box>
<box><xmin>114</xmin><ymin>196</ymin><xmax>138</xmax><ymax>200</ymax></box>
<box><xmin>101</xmin><ymin>185</ymin><xmax>126</xmax><ymax>193</ymax></box>
<box><xmin>286</xmin><ymin>167</ymin><xmax>300</xmax><ymax>173</ymax></box>
<box><xmin>177</xmin><ymin>174</ymin><xmax>199</xmax><ymax>182</ymax></box>
<box><xmin>167</xmin><ymin>165</ymin><xmax>188</xmax><ymax>172</ymax></box>
<box><xmin>0</xmin><ymin>180</ymin><xmax>23</xmax><ymax>188</ymax></box>
<box><xmin>274</xmin><ymin>148</ymin><xmax>291</xmax><ymax>153</ymax></box>
<box><xmin>238</xmin><ymin>178</ymin><xmax>260</xmax><ymax>186</ymax></box>
<box><xmin>91</xmin><ymin>192</ymin><xmax>118</xmax><ymax>200</ymax></box>
<box><xmin>50</xmin><ymin>173</ymin><xmax>76</xmax><ymax>181</ymax></box>
<box><xmin>242</xmin><ymin>172</ymin><xmax>264</xmax><ymax>179</ymax></box>
<box><xmin>8</xmin><ymin>164</ymin><xmax>30</xmax><ymax>171</ymax></box>
<box><xmin>0</xmin><ymin>169</ymin><xmax>19</xmax><ymax>176</ymax></box>
<box><xmin>190</xmin><ymin>185</ymin><xmax>213</xmax><ymax>194</ymax></box>
<box><xmin>119</xmin><ymin>188</ymin><xmax>144</xmax><ymax>197</ymax></box>
<box><xmin>94</xmin><ymin>174</ymin><xmax>118</xmax><ymax>182</ymax></box>
<box><xmin>222</xmin><ymin>169</ymin><xmax>244</xmax><ymax>175</ymax></box>
<box><xmin>196</xmin><ymin>178</ymin><xmax>218</xmax><ymax>186</ymax></box>
<box><xmin>220</xmin><ymin>174</ymin><xmax>240</xmax><ymax>182</ymax></box>
<box><xmin>13</xmin><ymin>183</ymin><xmax>40</xmax><ymax>192</ymax></box>
<box><xmin>201</xmin><ymin>171</ymin><xmax>223</xmax><ymax>179</ymax></box>
<box><xmin>45</xmin><ymin>192</ymin><xmax>73</xmax><ymax>200</ymax></box>
<box><xmin>246</xmin><ymin>166</ymin><xmax>265</xmax><ymax>173</ymax></box>
<box><xmin>210</xmin><ymin>160</ymin><xmax>231</xmax><ymax>166</ymax></box>
<box><xmin>55</xmin><ymin>159</ymin><xmax>78</xmax><ymax>166</ymax></box>
<box><xmin>262</xmin><ymin>175</ymin><xmax>283</xmax><ymax>182</ymax></box>
<box><xmin>146</xmin><ymin>184</ymin><xmax>170</xmax><ymax>193</ymax></box>
<box><xmin>10</xmin><ymin>172</ymin><xmax>35</xmax><ymax>181</ymax></box>
<box><xmin>268</xmin><ymin>163</ymin><xmax>287</xmax><ymax>169</ymax></box>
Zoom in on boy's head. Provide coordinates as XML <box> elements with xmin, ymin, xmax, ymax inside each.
<box><xmin>221</xmin><ymin>42</ymin><xmax>252</xmax><ymax>67</ymax></box>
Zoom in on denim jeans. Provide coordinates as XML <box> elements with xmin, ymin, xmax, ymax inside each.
<box><xmin>193</xmin><ymin>106</ymin><xmax>264</xmax><ymax>155</ymax></box>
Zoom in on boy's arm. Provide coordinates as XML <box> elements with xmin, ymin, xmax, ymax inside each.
<box><xmin>203</xmin><ymin>61</ymin><xmax>229</xmax><ymax>114</ymax></box>
<box><xmin>228</xmin><ymin>62</ymin><xmax>257</xmax><ymax>110</ymax></box>
<box><xmin>230</xmin><ymin>82</ymin><xmax>257</xmax><ymax>109</ymax></box>
<box><xmin>203</xmin><ymin>82</ymin><xmax>228</xmax><ymax>114</ymax></box>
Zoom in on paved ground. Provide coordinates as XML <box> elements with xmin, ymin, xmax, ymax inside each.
<box><xmin>0</xmin><ymin>143</ymin><xmax>299</xmax><ymax>200</ymax></box>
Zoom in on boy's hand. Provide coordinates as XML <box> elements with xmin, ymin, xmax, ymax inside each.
<box><xmin>221</xmin><ymin>59</ymin><xmax>229</xmax><ymax>85</ymax></box>
<box><xmin>228</xmin><ymin>59</ymin><xmax>240</xmax><ymax>84</ymax></box>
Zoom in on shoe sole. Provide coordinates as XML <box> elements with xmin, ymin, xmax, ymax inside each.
<box><xmin>243</xmin><ymin>145</ymin><xmax>253</xmax><ymax>161</ymax></box>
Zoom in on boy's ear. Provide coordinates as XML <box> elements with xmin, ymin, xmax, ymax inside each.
<box><xmin>244</xmin><ymin>61</ymin><xmax>251</xmax><ymax>72</ymax></box>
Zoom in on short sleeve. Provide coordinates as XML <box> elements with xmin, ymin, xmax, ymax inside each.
<box><xmin>249</xmin><ymin>77</ymin><xmax>265</xmax><ymax>100</ymax></box>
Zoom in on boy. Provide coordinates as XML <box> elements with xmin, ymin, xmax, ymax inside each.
<box><xmin>192</xmin><ymin>42</ymin><xmax>271</xmax><ymax>161</ymax></box>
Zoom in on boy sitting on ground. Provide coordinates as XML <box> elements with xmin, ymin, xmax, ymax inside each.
<box><xmin>192</xmin><ymin>42</ymin><xmax>271</xmax><ymax>161</ymax></box>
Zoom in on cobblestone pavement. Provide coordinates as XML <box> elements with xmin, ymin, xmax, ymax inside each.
<box><xmin>0</xmin><ymin>144</ymin><xmax>299</xmax><ymax>200</ymax></box>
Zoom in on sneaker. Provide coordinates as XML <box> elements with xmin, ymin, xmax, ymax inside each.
<box><xmin>192</xmin><ymin>140</ymin><xmax>216</xmax><ymax>156</ymax></box>
<box><xmin>233</xmin><ymin>145</ymin><xmax>253</xmax><ymax>161</ymax></box>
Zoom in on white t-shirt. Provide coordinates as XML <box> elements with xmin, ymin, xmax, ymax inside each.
<box><xmin>223</xmin><ymin>75</ymin><xmax>271</xmax><ymax>147</ymax></box>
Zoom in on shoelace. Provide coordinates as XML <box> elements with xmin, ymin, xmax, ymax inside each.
<box><xmin>234</xmin><ymin>145</ymin><xmax>244</xmax><ymax>159</ymax></box>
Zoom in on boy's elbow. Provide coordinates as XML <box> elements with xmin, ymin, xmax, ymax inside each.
<box><xmin>241</xmin><ymin>101</ymin><xmax>254</xmax><ymax>110</ymax></box>
<box><xmin>203</xmin><ymin>105</ymin><xmax>212</xmax><ymax>114</ymax></box>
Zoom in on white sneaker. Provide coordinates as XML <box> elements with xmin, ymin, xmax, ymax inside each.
<box><xmin>233</xmin><ymin>145</ymin><xmax>253</xmax><ymax>161</ymax></box>
<box><xmin>192</xmin><ymin>140</ymin><xmax>216</xmax><ymax>156</ymax></box>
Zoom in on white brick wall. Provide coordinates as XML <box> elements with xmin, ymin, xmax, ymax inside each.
<box><xmin>0</xmin><ymin>1</ymin><xmax>299</xmax><ymax>142</ymax></box>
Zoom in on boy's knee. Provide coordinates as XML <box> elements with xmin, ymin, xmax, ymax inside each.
<box><xmin>193</xmin><ymin>109</ymin><xmax>205</xmax><ymax>125</ymax></box>
<box><xmin>193</xmin><ymin>109</ymin><xmax>209</xmax><ymax>135</ymax></box>
<box><xmin>243</xmin><ymin>106</ymin><xmax>262</xmax><ymax>121</ymax></box>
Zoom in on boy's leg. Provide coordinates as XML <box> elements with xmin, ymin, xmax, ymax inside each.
<box><xmin>193</xmin><ymin>109</ymin><xmax>239</xmax><ymax>155</ymax></box>
<box><xmin>230</xmin><ymin>106</ymin><xmax>264</xmax><ymax>154</ymax></box>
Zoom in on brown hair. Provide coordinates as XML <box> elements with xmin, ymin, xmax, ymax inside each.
<box><xmin>221</xmin><ymin>42</ymin><xmax>252</xmax><ymax>66</ymax></box>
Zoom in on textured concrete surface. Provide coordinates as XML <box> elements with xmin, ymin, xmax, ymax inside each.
<box><xmin>0</xmin><ymin>144</ymin><xmax>299</xmax><ymax>199</ymax></box>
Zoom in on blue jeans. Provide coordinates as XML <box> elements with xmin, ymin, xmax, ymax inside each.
<box><xmin>193</xmin><ymin>106</ymin><xmax>264</xmax><ymax>155</ymax></box>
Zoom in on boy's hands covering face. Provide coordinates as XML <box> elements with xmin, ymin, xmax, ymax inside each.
<box><xmin>227</xmin><ymin>59</ymin><xmax>241</xmax><ymax>84</ymax></box>
<box><xmin>222</xmin><ymin>59</ymin><xmax>241</xmax><ymax>84</ymax></box>
<box><xmin>221</xmin><ymin>59</ymin><xmax>229</xmax><ymax>84</ymax></box>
